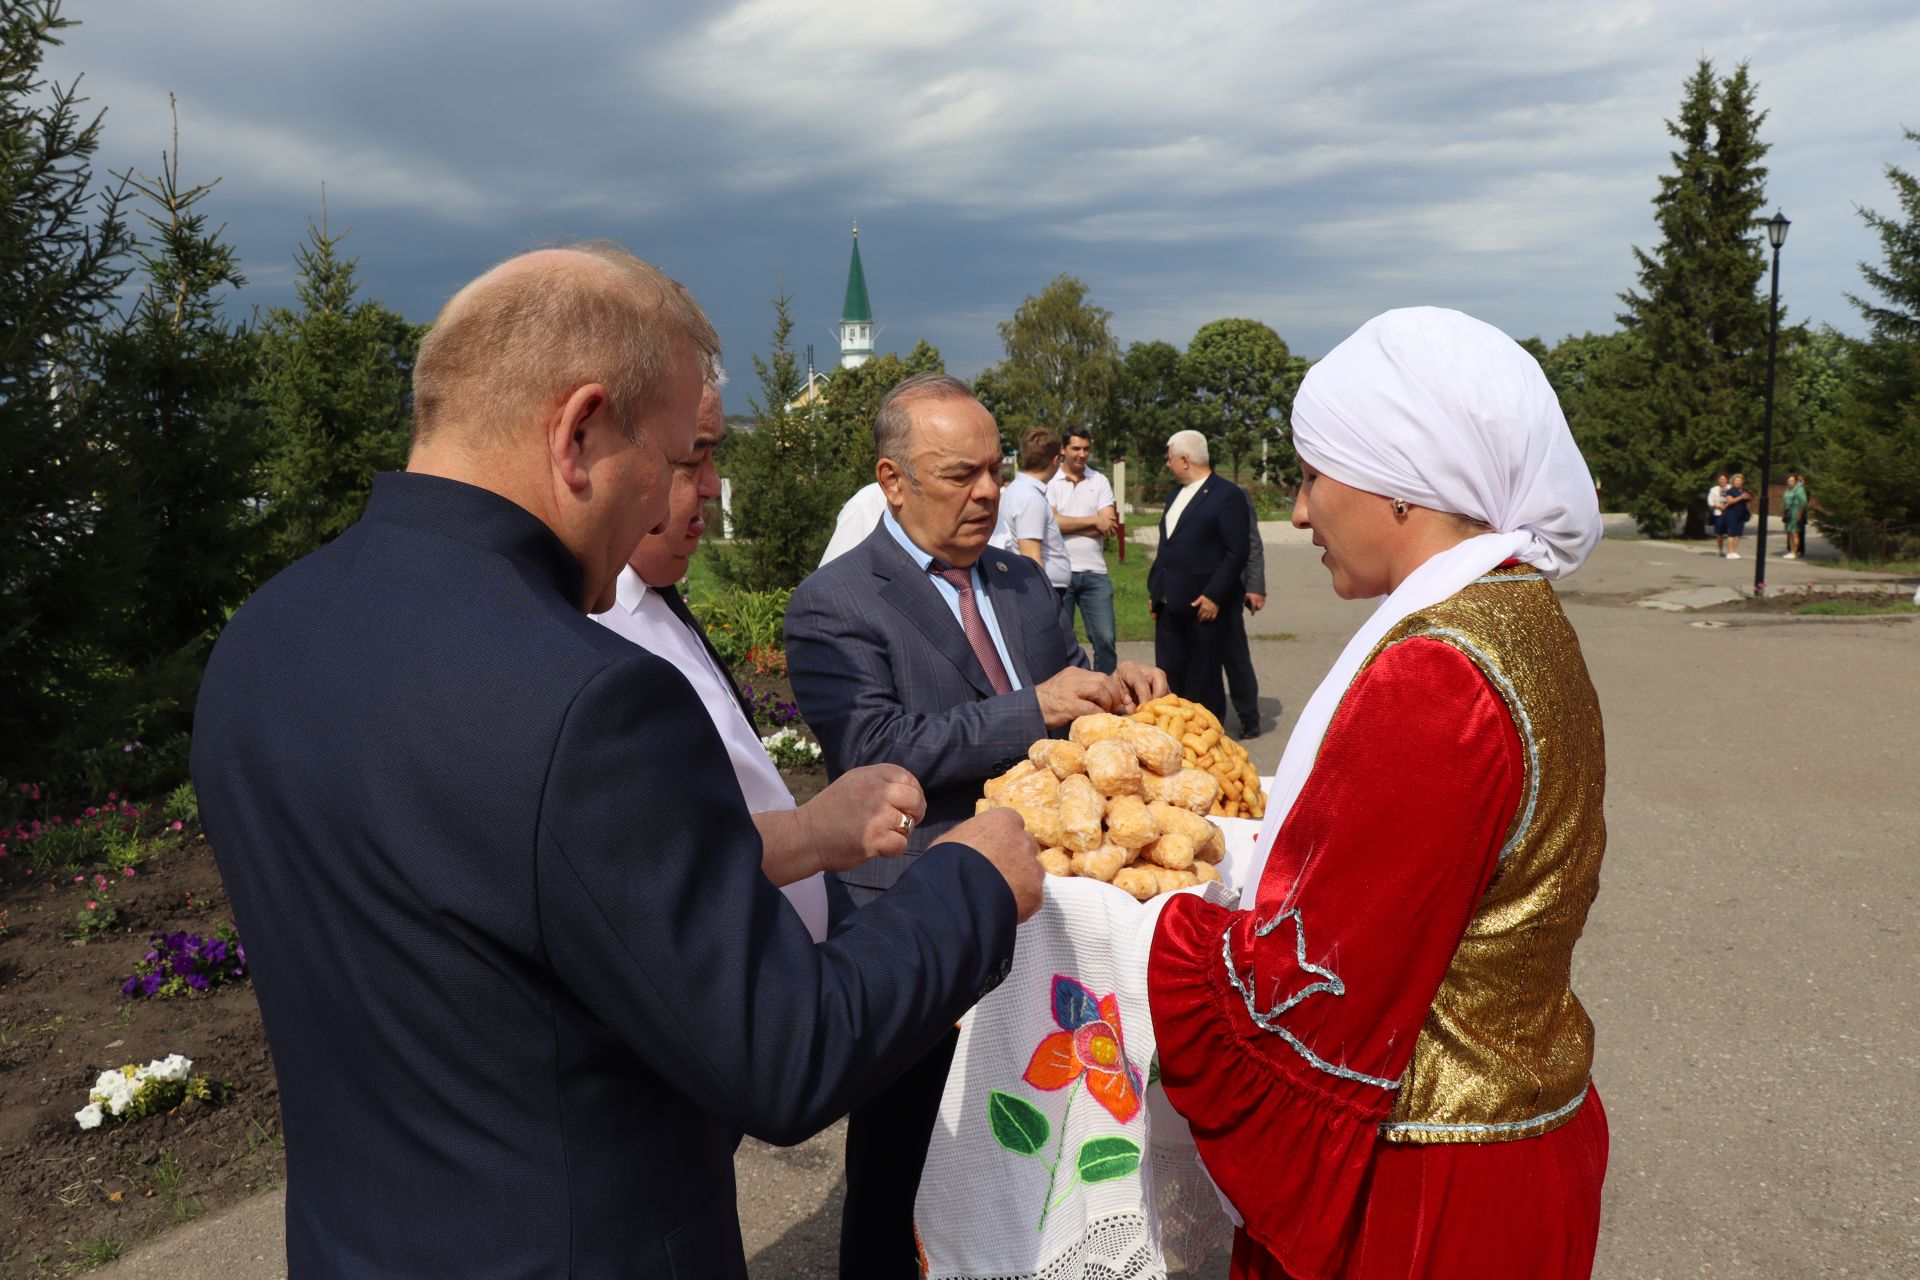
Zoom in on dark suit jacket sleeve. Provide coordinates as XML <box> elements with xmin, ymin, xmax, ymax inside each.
<box><xmin>535</xmin><ymin>655</ymin><xmax>1017</xmax><ymax>1145</ymax></box>
<box><xmin>1204</xmin><ymin>485</ymin><xmax>1252</xmax><ymax>606</ymax></box>
<box><xmin>786</xmin><ymin>574</ymin><xmax>1052</xmax><ymax>790</ymax></box>
<box><xmin>1244</xmin><ymin>497</ymin><xmax>1266</xmax><ymax>596</ymax></box>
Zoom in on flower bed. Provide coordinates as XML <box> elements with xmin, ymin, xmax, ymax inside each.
<box><xmin>0</xmin><ymin>821</ymin><xmax>282</xmax><ymax>1271</ymax></box>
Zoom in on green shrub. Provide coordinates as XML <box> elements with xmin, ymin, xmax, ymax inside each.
<box><xmin>688</xmin><ymin>585</ymin><xmax>791</xmax><ymax>672</ymax></box>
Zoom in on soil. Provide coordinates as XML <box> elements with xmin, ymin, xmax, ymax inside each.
<box><xmin>0</xmin><ymin>835</ymin><xmax>283</xmax><ymax>1278</ymax></box>
<box><xmin>0</xmin><ymin>666</ymin><xmax>827</xmax><ymax>1276</ymax></box>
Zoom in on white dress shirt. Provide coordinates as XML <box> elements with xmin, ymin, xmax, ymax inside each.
<box><xmin>1163</xmin><ymin>477</ymin><xmax>1207</xmax><ymax>537</ymax></box>
<box><xmin>591</xmin><ymin>566</ymin><xmax>830</xmax><ymax>941</ymax></box>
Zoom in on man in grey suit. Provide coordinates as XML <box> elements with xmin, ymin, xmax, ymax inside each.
<box><xmin>787</xmin><ymin>372</ymin><xmax>1166</xmax><ymax>1279</ymax></box>
<box><xmin>1223</xmin><ymin>484</ymin><xmax>1269</xmax><ymax>738</ymax></box>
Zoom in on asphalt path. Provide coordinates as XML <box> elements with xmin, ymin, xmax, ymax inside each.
<box><xmin>106</xmin><ymin>531</ymin><xmax>1918</xmax><ymax>1279</ymax></box>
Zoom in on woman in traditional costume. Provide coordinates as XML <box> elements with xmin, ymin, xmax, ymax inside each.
<box><xmin>1148</xmin><ymin>308</ymin><xmax>1610</xmax><ymax>1279</ymax></box>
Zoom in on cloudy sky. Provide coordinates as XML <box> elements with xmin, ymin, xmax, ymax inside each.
<box><xmin>40</xmin><ymin>0</ymin><xmax>1920</xmax><ymax>383</ymax></box>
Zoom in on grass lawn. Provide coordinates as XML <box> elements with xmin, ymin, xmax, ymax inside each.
<box><xmin>1792</xmin><ymin>599</ymin><xmax>1919</xmax><ymax>617</ymax></box>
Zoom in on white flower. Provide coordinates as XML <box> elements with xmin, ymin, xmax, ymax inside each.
<box><xmin>148</xmin><ymin>1054</ymin><xmax>192</xmax><ymax>1083</ymax></box>
<box><xmin>74</xmin><ymin>1103</ymin><xmax>104</xmax><ymax>1130</ymax></box>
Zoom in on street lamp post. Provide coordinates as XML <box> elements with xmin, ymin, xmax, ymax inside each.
<box><xmin>1754</xmin><ymin>210</ymin><xmax>1790</xmax><ymax>595</ymax></box>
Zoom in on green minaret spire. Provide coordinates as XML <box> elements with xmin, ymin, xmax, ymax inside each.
<box><xmin>839</xmin><ymin>220</ymin><xmax>874</xmax><ymax>367</ymax></box>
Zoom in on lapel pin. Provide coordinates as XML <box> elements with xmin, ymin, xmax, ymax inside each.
<box><xmin>995</xmin><ymin>561</ymin><xmax>1007</xmax><ymax>573</ymax></box>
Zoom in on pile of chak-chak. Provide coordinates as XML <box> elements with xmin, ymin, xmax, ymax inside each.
<box><xmin>976</xmin><ymin>702</ymin><xmax>1263</xmax><ymax>901</ymax></box>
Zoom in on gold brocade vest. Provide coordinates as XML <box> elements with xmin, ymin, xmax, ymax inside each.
<box><xmin>1368</xmin><ymin>566</ymin><xmax>1606</xmax><ymax>1145</ymax></box>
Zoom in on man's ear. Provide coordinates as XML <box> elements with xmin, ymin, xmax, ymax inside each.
<box><xmin>876</xmin><ymin>457</ymin><xmax>907</xmax><ymax>507</ymax></box>
<box><xmin>549</xmin><ymin>383</ymin><xmax>612</xmax><ymax>494</ymax></box>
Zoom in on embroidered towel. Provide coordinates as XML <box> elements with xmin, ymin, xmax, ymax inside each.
<box><xmin>915</xmin><ymin>816</ymin><xmax>1265</xmax><ymax>1279</ymax></box>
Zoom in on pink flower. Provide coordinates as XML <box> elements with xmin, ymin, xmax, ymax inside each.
<box><xmin>94</xmin><ymin>874</ymin><xmax>107</xmax><ymax>890</ymax></box>
<box><xmin>107</xmin><ymin>791</ymin><xmax>118</xmax><ymax>801</ymax></box>
<box><xmin>73</xmin><ymin>875</ymin><xmax>85</xmax><ymax>884</ymax></box>
<box><xmin>169</xmin><ymin>821</ymin><xmax>183</xmax><ymax>832</ymax></box>
<box><xmin>85</xmin><ymin>900</ymin><xmax>98</xmax><ymax>911</ymax></box>
<box><xmin>122</xmin><ymin>867</ymin><xmax>136</xmax><ymax>878</ymax></box>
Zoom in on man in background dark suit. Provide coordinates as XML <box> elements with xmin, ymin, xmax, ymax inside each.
<box><xmin>1223</xmin><ymin>484</ymin><xmax>1269</xmax><ymax>738</ymax></box>
<box><xmin>787</xmin><ymin>372</ymin><xmax>1167</xmax><ymax>1279</ymax></box>
<box><xmin>191</xmin><ymin>248</ymin><xmax>1042</xmax><ymax>1279</ymax></box>
<box><xmin>1148</xmin><ymin>429</ymin><xmax>1252</xmax><ymax>721</ymax></box>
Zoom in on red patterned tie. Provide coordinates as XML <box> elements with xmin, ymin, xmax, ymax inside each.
<box><xmin>931</xmin><ymin>564</ymin><xmax>1014</xmax><ymax>695</ymax></box>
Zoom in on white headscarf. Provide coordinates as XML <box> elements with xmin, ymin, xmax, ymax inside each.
<box><xmin>1246</xmin><ymin>307</ymin><xmax>1601</xmax><ymax>888</ymax></box>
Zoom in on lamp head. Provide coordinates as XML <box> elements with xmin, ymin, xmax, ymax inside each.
<box><xmin>1767</xmin><ymin>210</ymin><xmax>1791</xmax><ymax>249</ymax></box>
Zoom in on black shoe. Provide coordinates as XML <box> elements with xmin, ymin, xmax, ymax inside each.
<box><xmin>1238</xmin><ymin>722</ymin><xmax>1262</xmax><ymax>740</ymax></box>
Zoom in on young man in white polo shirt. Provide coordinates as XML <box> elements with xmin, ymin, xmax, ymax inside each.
<box><xmin>998</xmin><ymin>427</ymin><xmax>1071</xmax><ymax>598</ymax></box>
<box><xmin>1046</xmin><ymin>428</ymin><xmax>1119</xmax><ymax>673</ymax></box>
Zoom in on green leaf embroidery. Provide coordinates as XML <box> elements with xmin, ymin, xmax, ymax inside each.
<box><xmin>1075</xmin><ymin>1135</ymin><xmax>1142</xmax><ymax>1184</ymax></box>
<box><xmin>989</xmin><ymin>1090</ymin><xmax>1050</xmax><ymax>1157</ymax></box>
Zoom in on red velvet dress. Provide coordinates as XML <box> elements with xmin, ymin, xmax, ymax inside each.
<box><xmin>1149</xmin><ymin>638</ymin><xmax>1608</xmax><ymax>1280</ymax></box>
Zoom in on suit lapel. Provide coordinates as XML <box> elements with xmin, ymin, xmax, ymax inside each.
<box><xmin>868</xmin><ymin>530</ymin><xmax>999</xmax><ymax>699</ymax></box>
<box><xmin>977</xmin><ymin>551</ymin><xmax>1035</xmax><ymax>688</ymax></box>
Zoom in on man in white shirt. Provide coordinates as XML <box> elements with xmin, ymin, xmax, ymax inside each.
<box><xmin>1147</xmin><ymin>429</ymin><xmax>1250</xmax><ymax>721</ymax></box>
<box><xmin>593</xmin><ymin>381</ymin><xmax>925</xmax><ymax>940</ymax></box>
<box><xmin>829</xmin><ymin>479</ymin><xmax>1012</xmax><ymax>567</ymax></box>
<box><xmin>1045</xmin><ymin>428</ymin><xmax>1119</xmax><ymax>673</ymax></box>
<box><xmin>997</xmin><ymin>427</ymin><xmax>1071</xmax><ymax>598</ymax></box>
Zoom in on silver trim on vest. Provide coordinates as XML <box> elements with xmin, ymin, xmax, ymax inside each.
<box><xmin>1380</xmin><ymin>1080</ymin><xmax>1590</xmax><ymax>1139</ymax></box>
<box><xmin>1405</xmin><ymin>626</ymin><xmax>1541</xmax><ymax>864</ymax></box>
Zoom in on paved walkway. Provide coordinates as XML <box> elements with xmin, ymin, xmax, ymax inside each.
<box><xmin>105</xmin><ymin>532</ymin><xmax>1919</xmax><ymax>1279</ymax></box>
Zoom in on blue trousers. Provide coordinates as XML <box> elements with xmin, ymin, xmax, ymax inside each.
<box><xmin>1062</xmin><ymin>569</ymin><xmax>1117</xmax><ymax>674</ymax></box>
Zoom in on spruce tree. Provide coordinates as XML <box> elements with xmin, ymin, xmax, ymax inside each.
<box><xmin>88</xmin><ymin>104</ymin><xmax>260</xmax><ymax>671</ymax></box>
<box><xmin>0</xmin><ymin>0</ymin><xmax>133</xmax><ymax>777</ymax></box>
<box><xmin>1815</xmin><ymin>129</ymin><xmax>1920</xmax><ymax>558</ymax></box>
<box><xmin>255</xmin><ymin>210</ymin><xmax>420</xmax><ymax>571</ymax></box>
<box><xmin>716</xmin><ymin>290</ymin><xmax>841</xmax><ymax>590</ymax></box>
<box><xmin>1617</xmin><ymin>59</ymin><xmax>1775</xmax><ymax>536</ymax></box>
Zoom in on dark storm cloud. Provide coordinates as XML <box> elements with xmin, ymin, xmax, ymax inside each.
<box><xmin>40</xmin><ymin>0</ymin><xmax>1920</xmax><ymax>378</ymax></box>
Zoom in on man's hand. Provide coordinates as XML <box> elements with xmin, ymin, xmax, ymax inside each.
<box><xmin>1246</xmin><ymin>592</ymin><xmax>1267</xmax><ymax>614</ymax></box>
<box><xmin>1191</xmin><ymin>593</ymin><xmax>1220</xmax><ymax>622</ymax></box>
<box><xmin>1111</xmin><ymin>661</ymin><xmax>1169</xmax><ymax>712</ymax></box>
<box><xmin>792</xmin><ymin>764</ymin><xmax>926</xmax><ymax>874</ymax></box>
<box><xmin>1035</xmin><ymin>667</ymin><xmax>1123</xmax><ymax>728</ymax></box>
<box><xmin>1094</xmin><ymin>507</ymin><xmax>1119</xmax><ymax>537</ymax></box>
<box><xmin>937</xmin><ymin>808</ymin><xmax>1043</xmax><ymax>922</ymax></box>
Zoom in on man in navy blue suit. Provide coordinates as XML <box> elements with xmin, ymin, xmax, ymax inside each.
<box><xmin>787</xmin><ymin>373</ymin><xmax>1168</xmax><ymax>1278</ymax></box>
<box><xmin>191</xmin><ymin>246</ymin><xmax>1043</xmax><ymax>1278</ymax></box>
<box><xmin>1148</xmin><ymin>429</ymin><xmax>1252</xmax><ymax>721</ymax></box>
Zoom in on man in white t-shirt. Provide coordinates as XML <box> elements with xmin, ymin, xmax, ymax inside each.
<box><xmin>1045</xmin><ymin>427</ymin><xmax>1119</xmax><ymax>673</ymax></box>
<box><xmin>594</xmin><ymin>381</ymin><xmax>924</xmax><ymax>940</ymax></box>
<box><xmin>997</xmin><ymin>427</ymin><xmax>1070</xmax><ymax>597</ymax></box>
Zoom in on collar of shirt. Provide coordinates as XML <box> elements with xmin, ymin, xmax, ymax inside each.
<box><xmin>614</xmin><ymin>564</ymin><xmax>651</xmax><ymax>613</ymax></box>
<box><xmin>879</xmin><ymin>510</ymin><xmax>1023</xmax><ymax>691</ymax></box>
<box><xmin>882</xmin><ymin>508</ymin><xmax>982</xmax><ymax>587</ymax></box>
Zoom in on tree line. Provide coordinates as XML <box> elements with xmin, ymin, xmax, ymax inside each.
<box><xmin>726</xmin><ymin>57</ymin><xmax>1920</xmax><ymax>592</ymax></box>
<box><xmin>4</xmin><ymin>2</ymin><xmax>418</xmax><ymax>795</ymax></box>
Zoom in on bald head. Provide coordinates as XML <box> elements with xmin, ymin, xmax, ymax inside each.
<box><xmin>411</xmin><ymin>244</ymin><xmax>720</xmax><ymax>451</ymax></box>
